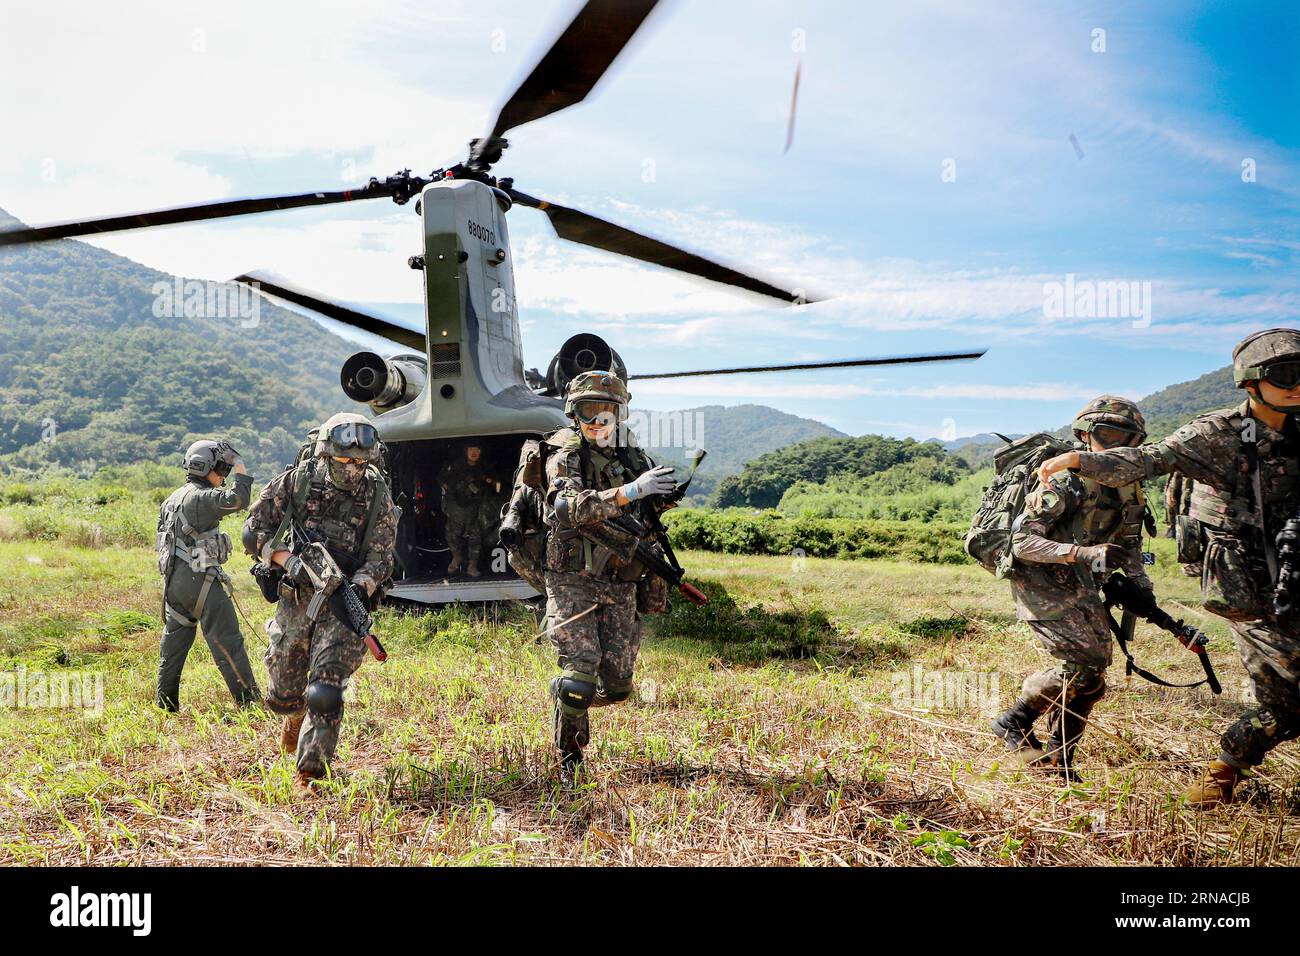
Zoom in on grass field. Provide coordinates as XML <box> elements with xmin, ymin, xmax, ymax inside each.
<box><xmin>1</xmin><ymin>527</ymin><xmax>1297</xmax><ymax>866</ymax></box>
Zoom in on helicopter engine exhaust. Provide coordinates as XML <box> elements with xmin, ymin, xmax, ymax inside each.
<box><xmin>341</xmin><ymin>351</ymin><xmax>428</xmax><ymax>410</ymax></box>
<box><xmin>544</xmin><ymin>333</ymin><xmax>629</xmax><ymax>396</ymax></box>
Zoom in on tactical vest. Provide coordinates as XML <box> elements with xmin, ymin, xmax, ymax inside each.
<box><xmin>1186</xmin><ymin>411</ymin><xmax>1300</xmax><ymax>538</ymax></box>
<box><xmin>278</xmin><ymin>458</ymin><xmax>391</xmax><ymax>576</ymax></box>
<box><xmin>1186</xmin><ymin>409</ymin><xmax>1300</xmax><ymax>619</ymax></box>
<box><xmin>1010</xmin><ymin>474</ymin><xmax>1147</xmax><ymax>621</ymax></box>
<box><xmin>156</xmin><ymin>481</ymin><xmax>232</xmax><ymax>579</ymax></box>
<box><xmin>541</xmin><ymin>427</ymin><xmax>650</xmax><ymax>578</ymax></box>
<box><xmin>1069</xmin><ymin>475</ymin><xmax>1147</xmax><ymax>549</ymax></box>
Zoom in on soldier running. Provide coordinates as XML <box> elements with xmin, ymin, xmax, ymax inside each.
<box><xmin>541</xmin><ymin>371</ymin><xmax>676</xmax><ymax>775</ymax></box>
<box><xmin>990</xmin><ymin>396</ymin><xmax>1154</xmax><ymax>780</ymax></box>
<box><xmin>1038</xmin><ymin>329</ymin><xmax>1300</xmax><ymax>807</ymax></box>
<box><xmin>243</xmin><ymin>413</ymin><xmax>398</xmax><ymax>787</ymax></box>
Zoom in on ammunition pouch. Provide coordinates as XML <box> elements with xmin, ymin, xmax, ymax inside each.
<box><xmin>1175</xmin><ymin>514</ymin><xmax>1204</xmax><ymax>564</ymax></box>
<box><xmin>1202</xmin><ymin>533</ymin><xmax>1269</xmax><ymax>621</ymax></box>
<box><xmin>637</xmin><ymin>572</ymin><xmax>669</xmax><ymax>614</ymax></box>
<box><xmin>156</xmin><ymin>528</ymin><xmax>176</xmax><ymax>576</ymax></box>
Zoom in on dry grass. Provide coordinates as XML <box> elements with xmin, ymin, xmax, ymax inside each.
<box><xmin>1</xmin><ymin>535</ymin><xmax>1297</xmax><ymax>866</ymax></box>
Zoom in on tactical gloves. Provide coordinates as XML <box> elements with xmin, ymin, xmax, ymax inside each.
<box><xmin>622</xmin><ymin>465</ymin><xmax>676</xmax><ymax>501</ymax></box>
<box><xmin>1073</xmin><ymin>543</ymin><xmax>1123</xmax><ymax>571</ymax></box>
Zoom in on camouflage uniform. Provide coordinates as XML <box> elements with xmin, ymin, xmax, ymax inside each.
<box><xmin>1078</xmin><ymin>400</ymin><xmax>1300</xmax><ymax>771</ymax></box>
<box><xmin>500</xmin><ymin>481</ymin><xmax>547</xmax><ymax>592</ymax></box>
<box><xmin>157</xmin><ymin>470</ymin><xmax>260</xmax><ymax>710</ymax></box>
<box><xmin>244</xmin><ymin>431</ymin><xmax>398</xmax><ymax>780</ymax></box>
<box><xmin>1008</xmin><ymin>466</ymin><xmax>1152</xmax><ymax>751</ymax></box>
<box><xmin>991</xmin><ymin>396</ymin><xmax>1152</xmax><ymax>772</ymax></box>
<box><xmin>544</xmin><ymin>427</ymin><xmax>655</xmax><ymax>694</ymax></box>
<box><xmin>542</xmin><ymin>370</ymin><xmax>674</xmax><ymax>771</ymax></box>
<box><xmin>438</xmin><ymin>453</ymin><xmax>497</xmax><ymax>567</ymax></box>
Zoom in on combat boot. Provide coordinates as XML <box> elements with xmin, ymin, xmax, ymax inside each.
<box><xmin>1042</xmin><ymin>711</ymin><xmax>1087</xmax><ymax>784</ymax></box>
<box><xmin>550</xmin><ymin>678</ymin><xmax>590</xmax><ymax>777</ymax></box>
<box><xmin>447</xmin><ymin>549</ymin><xmax>462</xmax><ymax>574</ymax></box>
<box><xmin>466</xmin><ymin>558</ymin><xmax>481</xmax><ymax>578</ymax></box>
<box><xmin>280</xmin><ymin>712</ymin><xmax>305</xmax><ymax>755</ymax></box>
<box><xmin>991</xmin><ymin>699</ymin><xmax>1045</xmax><ymax>762</ymax></box>
<box><xmin>1182</xmin><ymin>759</ymin><xmax>1241</xmax><ymax>809</ymax></box>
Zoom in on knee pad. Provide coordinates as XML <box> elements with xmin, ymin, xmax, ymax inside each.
<box><xmin>555</xmin><ymin>671</ymin><xmax>598</xmax><ymax>714</ymax></box>
<box><xmin>305</xmin><ymin>680</ymin><xmax>344</xmax><ymax>719</ymax></box>
<box><xmin>601</xmin><ymin>676</ymin><xmax>634</xmax><ymax>703</ymax></box>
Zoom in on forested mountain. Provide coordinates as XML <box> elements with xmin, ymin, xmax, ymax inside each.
<box><xmin>0</xmin><ymin>207</ymin><xmax>354</xmax><ymax>477</ymax></box>
<box><xmin>1138</xmin><ymin>364</ymin><xmax>1238</xmax><ymax>439</ymax></box>
<box><xmin>637</xmin><ymin>404</ymin><xmax>846</xmax><ymax>503</ymax></box>
<box><xmin>711</xmin><ymin>433</ymin><xmax>966</xmax><ymax>508</ymax></box>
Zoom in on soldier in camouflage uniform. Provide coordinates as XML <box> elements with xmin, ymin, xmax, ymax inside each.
<box><xmin>439</xmin><ymin>443</ymin><xmax>501</xmax><ymax>577</ymax></box>
<box><xmin>543</xmin><ymin>371</ymin><xmax>676</xmax><ymax>773</ymax></box>
<box><xmin>243</xmin><ymin>413</ymin><xmax>398</xmax><ymax>786</ymax></box>
<box><xmin>156</xmin><ymin>439</ymin><xmax>261</xmax><ymax>711</ymax></box>
<box><xmin>990</xmin><ymin>397</ymin><xmax>1154</xmax><ymax>779</ymax></box>
<box><xmin>1040</xmin><ymin>329</ymin><xmax>1300</xmax><ymax>807</ymax></box>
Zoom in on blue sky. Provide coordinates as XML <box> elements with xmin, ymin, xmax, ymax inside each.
<box><xmin>2</xmin><ymin>0</ymin><xmax>1296</xmax><ymax>438</ymax></box>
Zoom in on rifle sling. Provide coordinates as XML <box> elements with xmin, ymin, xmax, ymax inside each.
<box><xmin>1104</xmin><ymin>603</ymin><xmax>1210</xmax><ymax>690</ymax></box>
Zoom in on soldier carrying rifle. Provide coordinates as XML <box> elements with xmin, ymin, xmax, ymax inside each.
<box><xmin>243</xmin><ymin>413</ymin><xmax>398</xmax><ymax>789</ymax></box>
<box><xmin>1039</xmin><ymin>329</ymin><xmax>1300</xmax><ymax>807</ymax></box>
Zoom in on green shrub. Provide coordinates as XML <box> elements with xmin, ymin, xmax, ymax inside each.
<box><xmin>1</xmin><ymin>483</ymin><xmax>35</xmax><ymax>505</ymax></box>
<box><xmin>665</xmin><ymin>509</ymin><xmax>970</xmax><ymax>564</ymax></box>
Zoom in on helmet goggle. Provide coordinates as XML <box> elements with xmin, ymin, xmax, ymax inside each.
<box><xmin>574</xmin><ymin>400</ymin><xmax>621</xmax><ymax>425</ymax></box>
<box><xmin>1088</xmin><ymin>424</ymin><xmax>1143</xmax><ymax>449</ymax></box>
<box><xmin>327</xmin><ymin>421</ymin><xmax>378</xmax><ymax>451</ymax></box>
<box><xmin>1261</xmin><ymin>362</ymin><xmax>1300</xmax><ymax>390</ymax></box>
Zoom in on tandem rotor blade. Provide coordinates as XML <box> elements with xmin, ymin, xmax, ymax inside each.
<box><xmin>508</xmin><ymin>188</ymin><xmax>822</xmax><ymax>304</ymax></box>
<box><xmin>232</xmin><ymin>272</ymin><xmax>426</xmax><ymax>352</ymax></box>
<box><xmin>0</xmin><ymin>183</ymin><xmax>400</xmax><ymax>248</ymax></box>
<box><xmin>629</xmin><ymin>351</ymin><xmax>987</xmax><ymax>380</ymax></box>
<box><xmin>472</xmin><ymin>0</ymin><xmax>663</xmax><ymax>166</ymax></box>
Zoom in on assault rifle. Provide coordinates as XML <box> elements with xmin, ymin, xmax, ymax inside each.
<box><xmin>290</xmin><ymin>518</ymin><xmax>388</xmax><ymax>662</ymax></box>
<box><xmin>1101</xmin><ymin>572</ymin><xmax>1220</xmax><ymax>694</ymax></box>
<box><xmin>572</xmin><ymin>448</ymin><xmax>710</xmax><ymax>606</ymax></box>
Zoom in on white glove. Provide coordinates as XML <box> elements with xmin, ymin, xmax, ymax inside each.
<box><xmin>622</xmin><ymin>465</ymin><xmax>676</xmax><ymax>501</ymax></box>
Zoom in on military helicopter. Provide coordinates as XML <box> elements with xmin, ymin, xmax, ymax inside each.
<box><xmin>0</xmin><ymin>0</ymin><xmax>983</xmax><ymax>605</ymax></box>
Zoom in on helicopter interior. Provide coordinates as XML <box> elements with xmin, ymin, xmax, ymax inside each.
<box><xmin>389</xmin><ymin>434</ymin><xmax>528</xmax><ymax>584</ymax></box>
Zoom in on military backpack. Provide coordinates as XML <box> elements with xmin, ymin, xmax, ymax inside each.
<box><xmin>965</xmin><ymin>433</ymin><xmax>1076</xmax><ymax>578</ymax></box>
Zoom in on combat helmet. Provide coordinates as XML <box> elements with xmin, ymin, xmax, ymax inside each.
<box><xmin>184</xmin><ymin>439</ymin><xmax>237</xmax><ymax>479</ymax></box>
<box><xmin>1233</xmin><ymin>328</ymin><xmax>1300</xmax><ymax>387</ymax></box>
<box><xmin>1232</xmin><ymin>329</ymin><xmax>1300</xmax><ymax>412</ymax></box>
<box><xmin>314</xmin><ymin>412</ymin><xmax>381</xmax><ymax>461</ymax></box>
<box><xmin>314</xmin><ymin>412</ymin><xmax>381</xmax><ymax>492</ymax></box>
<box><xmin>563</xmin><ymin>370</ymin><xmax>630</xmax><ymax>422</ymax></box>
<box><xmin>1071</xmin><ymin>395</ymin><xmax>1146</xmax><ymax>448</ymax></box>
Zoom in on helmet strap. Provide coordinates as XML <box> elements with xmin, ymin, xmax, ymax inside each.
<box><xmin>1246</xmin><ymin>383</ymin><xmax>1300</xmax><ymax>415</ymax></box>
